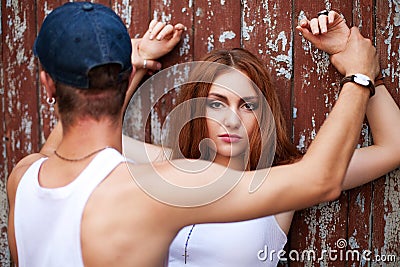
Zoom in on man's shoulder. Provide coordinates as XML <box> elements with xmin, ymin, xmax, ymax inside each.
<box><xmin>7</xmin><ymin>153</ymin><xmax>46</xmax><ymax>196</ymax></box>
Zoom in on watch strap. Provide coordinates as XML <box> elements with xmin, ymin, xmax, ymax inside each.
<box><xmin>340</xmin><ymin>75</ymin><xmax>375</xmax><ymax>97</ymax></box>
<box><xmin>374</xmin><ymin>72</ymin><xmax>385</xmax><ymax>88</ymax></box>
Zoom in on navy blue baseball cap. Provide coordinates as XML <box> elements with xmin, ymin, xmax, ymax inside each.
<box><xmin>33</xmin><ymin>2</ymin><xmax>132</xmax><ymax>89</ymax></box>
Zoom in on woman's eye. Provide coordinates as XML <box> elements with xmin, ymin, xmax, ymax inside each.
<box><xmin>242</xmin><ymin>102</ymin><xmax>258</xmax><ymax>111</ymax></box>
<box><xmin>207</xmin><ymin>101</ymin><xmax>224</xmax><ymax>109</ymax></box>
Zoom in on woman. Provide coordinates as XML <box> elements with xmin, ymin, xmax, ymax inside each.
<box><xmin>122</xmin><ymin>11</ymin><xmax>400</xmax><ymax>266</ymax></box>
<box><xmin>165</xmin><ymin>48</ymin><xmax>300</xmax><ymax>266</ymax></box>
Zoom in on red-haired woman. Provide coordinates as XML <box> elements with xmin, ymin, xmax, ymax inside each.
<box><xmin>122</xmin><ymin>12</ymin><xmax>400</xmax><ymax>267</ymax></box>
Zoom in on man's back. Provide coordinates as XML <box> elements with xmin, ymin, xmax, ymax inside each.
<box><xmin>9</xmin><ymin>148</ymin><xmax>181</xmax><ymax>267</ymax></box>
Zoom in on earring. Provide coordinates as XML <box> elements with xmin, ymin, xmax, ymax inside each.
<box><xmin>46</xmin><ymin>97</ymin><xmax>56</xmax><ymax>112</ymax></box>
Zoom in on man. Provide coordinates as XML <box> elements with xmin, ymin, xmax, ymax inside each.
<box><xmin>7</xmin><ymin>2</ymin><xmax>379</xmax><ymax>266</ymax></box>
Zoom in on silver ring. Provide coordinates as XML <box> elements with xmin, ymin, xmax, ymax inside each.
<box><xmin>317</xmin><ymin>10</ymin><xmax>329</xmax><ymax>17</ymax></box>
<box><xmin>143</xmin><ymin>59</ymin><xmax>147</xmax><ymax>69</ymax></box>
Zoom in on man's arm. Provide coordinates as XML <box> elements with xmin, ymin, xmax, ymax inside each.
<box><xmin>137</xmin><ymin>28</ymin><xmax>379</xmax><ymax>228</ymax></box>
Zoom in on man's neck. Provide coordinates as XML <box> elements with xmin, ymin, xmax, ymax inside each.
<box><xmin>58</xmin><ymin>118</ymin><xmax>123</xmax><ymax>156</ymax></box>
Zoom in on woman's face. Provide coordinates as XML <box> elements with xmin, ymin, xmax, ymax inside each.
<box><xmin>205</xmin><ymin>70</ymin><xmax>259</xmax><ymax>163</ymax></box>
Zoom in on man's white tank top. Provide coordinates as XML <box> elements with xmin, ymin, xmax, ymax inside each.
<box><xmin>14</xmin><ymin>148</ymin><xmax>125</xmax><ymax>267</ymax></box>
<box><xmin>168</xmin><ymin>215</ymin><xmax>287</xmax><ymax>267</ymax></box>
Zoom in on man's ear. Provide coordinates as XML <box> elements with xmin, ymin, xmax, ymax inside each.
<box><xmin>40</xmin><ymin>71</ymin><xmax>56</xmax><ymax>98</ymax></box>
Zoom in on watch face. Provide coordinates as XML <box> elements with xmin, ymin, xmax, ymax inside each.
<box><xmin>354</xmin><ymin>74</ymin><xmax>371</xmax><ymax>86</ymax></box>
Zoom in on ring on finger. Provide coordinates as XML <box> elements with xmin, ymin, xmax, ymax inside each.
<box><xmin>143</xmin><ymin>59</ymin><xmax>147</xmax><ymax>69</ymax></box>
<box><xmin>317</xmin><ymin>10</ymin><xmax>329</xmax><ymax>17</ymax></box>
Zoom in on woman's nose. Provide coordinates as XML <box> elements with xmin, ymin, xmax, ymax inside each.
<box><xmin>223</xmin><ymin>108</ymin><xmax>241</xmax><ymax>129</ymax></box>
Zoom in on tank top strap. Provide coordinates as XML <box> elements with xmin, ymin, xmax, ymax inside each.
<box><xmin>74</xmin><ymin>147</ymin><xmax>126</xmax><ymax>193</ymax></box>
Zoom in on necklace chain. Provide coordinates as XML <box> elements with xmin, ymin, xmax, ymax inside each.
<box><xmin>183</xmin><ymin>224</ymin><xmax>196</xmax><ymax>264</ymax></box>
<box><xmin>54</xmin><ymin>146</ymin><xmax>111</xmax><ymax>162</ymax></box>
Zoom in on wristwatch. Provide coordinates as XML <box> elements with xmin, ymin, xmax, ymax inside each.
<box><xmin>340</xmin><ymin>74</ymin><xmax>375</xmax><ymax>97</ymax></box>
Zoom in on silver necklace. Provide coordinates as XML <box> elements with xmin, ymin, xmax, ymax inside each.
<box><xmin>54</xmin><ymin>146</ymin><xmax>111</xmax><ymax>162</ymax></box>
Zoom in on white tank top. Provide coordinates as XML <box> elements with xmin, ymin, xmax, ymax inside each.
<box><xmin>168</xmin><ymin>216</ymin><xmax>287</xmax><ymax>267</ymax></box>
<box><xmin>14</xmin><ymin>148</ymin><xmax>125</xmax><ymax>267</ymax></box>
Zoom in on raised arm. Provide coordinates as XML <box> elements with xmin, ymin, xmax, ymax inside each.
<box><xmin>123</xmin><ymin>21</ymin><xmax>185</xmax><ymax>111</ymax></box>
<box><xmin>122</xmin><ymin>135</ymin><xmax>170</xmax><ymax>163</ymax></box>
<box><xmin>297</xmin><ymin>10</ymin><xmax>400</xmax><ymax>190</ymax></box>
<box><xmin>138</xmin><ymin>27</ymin><xmax>379</xmax><ymax>228</ymax></box>
<box><xmin>343</xmin><ymin>83</ymin><xmax>400</xmax><ymax>189</ymax></box>
<box><xmin>122</xmin><ymin>21</ymin><xmax>184</xmax><ymax>162</ymax></box>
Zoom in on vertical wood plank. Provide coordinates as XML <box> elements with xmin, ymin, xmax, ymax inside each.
<box><xmin>145</xmin><ymin>1</ymin><xmax>194</xmax><ymax>144</ymax></box>
<box><xmin>290</xmin><ymin>1</ymin><xmax>352</xmax><ymax>266</ymax></box>
<box><xmin>242</xmin><ymin>0</ymin><xmax>293</xmax><ymax>137</ymax></box>
<box><xmin>0</xmin><ymin>1</ymin><xmax>10</xmax><ymax>265</ymax></box>
<box><xmin>3</xmin><ymin>0</ymin><xmax>40</xmax><ymax>167</ymax></box>
<box><xmin>115</xmin><ymin>0</ymin><xmax>151</xmax><ymax>143</ymax></box>
<box><xmin>346</xmin><ymin>1</ymin><xmax>375</xmax><ymax>266</ymax></box>
<box><xmin>193</xmin><ymin>0</ymin><xmax>241</xmax><ymax>60</ymax></box>
<box><xmin>2</xmin><ymin>0</ymin><xmax>39</xmax><ymax>264</ymax></box>
<box><xmin>36</xmin><ymin>0</ymin><xmax>66</xmax><ymax>144</ymax></box>
<box><xmin>372</xmin><ymin>1</ymin><xmax>400</xmax><ymax>265</ymax></box>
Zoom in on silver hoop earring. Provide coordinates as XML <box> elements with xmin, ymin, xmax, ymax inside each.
<box><xmin>46</xmin><ymin>97</ymin><xmax>56</xmax><ymax>112</ymax></box>
<box><xmin>46</xmin><ymin>97</ymin><xmax>56</xmax><ymax>105</ymax></box>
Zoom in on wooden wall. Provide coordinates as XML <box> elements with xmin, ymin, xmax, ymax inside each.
<box><xmin>1</xmin><ymin>0</ymin><xmax>399</xmax><ymax>266</ymax></box>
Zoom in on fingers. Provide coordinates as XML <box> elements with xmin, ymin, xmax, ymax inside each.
<box><xmin>174</xmin><ymin>23</ymin><xmax>186</xmax><ymax>31</ymax></box>
<box><xmin>297</xmin><ymin>10</ymin><xmax>341</xmax><ymax>35</ymax></box>
<box><xmin>149</xmin><ymin>21</ymin><xmax>167</xmax><ymax>40</ymax></box>
<box><xmin>318</xmin><ymin>15</ymin><xmax>329</xmax><ymax>33</ymax></box>
<box><xmin>148</xmin><ymin>19</ymin><xmax>158</xmax><ymax>32</ymax></box>
<box><xmin>295</xmin><ymin>23</ymin><xmax>316</xmax><ymax>44</ymax></box>
<box><xmin>147</xmin><ymin>20</ymin><xmax>186</xmax><ymax>41</ymax></box>
<box><xmin>143</xmin><ymin>59</ymin><xmax>162</xmax><ymax>71</ymax></box>
<box><xmin>155</xmin><ymin>24</ymin><xmax>174</xmax><ymax>40</ymax></box>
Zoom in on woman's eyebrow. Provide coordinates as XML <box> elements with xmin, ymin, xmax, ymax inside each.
<box><xmin>207</xmin><ymin>92</ymin><xmax>228</xmax><ymax>101</ymax></box>
<box><xmin>208</xmin><ymin>93</ymin><xmax>259</xmax><ymax>101</ymax></box>
<box><xmin>242</xmin><ymin>96</ymin><xmax>259</xmax><ymax>101</ymax></box>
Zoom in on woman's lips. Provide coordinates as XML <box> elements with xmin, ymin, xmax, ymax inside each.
<box><xmin>218</xmin><ymin>134</ymin><xmax>242</xmax><ymax>143</ymax></box>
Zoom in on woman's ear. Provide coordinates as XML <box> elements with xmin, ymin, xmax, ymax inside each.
<box><xmin>40</xmin><ymin>71</ymin><xmax>56</xmax><ymax>98</ymax></box>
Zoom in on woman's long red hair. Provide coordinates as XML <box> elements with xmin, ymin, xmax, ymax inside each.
<box><xmin>169</xmin><ymin>48</ymin><xmax>301</xmax><ymax>169</ymax></box>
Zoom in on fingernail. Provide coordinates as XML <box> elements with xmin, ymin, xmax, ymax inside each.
<box><xmin>149</xmin><ymin>34</ymin><xmax>154</xmax><ymax>40</ymax></box>
<box><xmin>157</xmin><ymin>63</ymin><xmax>162</xmax><ymax>69</ymax></box>
<box><xmin>157</xmin><ymin>35</ymin><xmax>162</xmax><ymax>40</ymax></box>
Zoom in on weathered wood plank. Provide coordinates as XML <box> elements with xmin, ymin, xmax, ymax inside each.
<box><xmin>290</xmin><ymin>1</ymin><xmax>353</xmax><ymax>266</ymax></box>
<box><xmin>242</xmin><ymin>0</ymin><xmax>293</xmax><ymax>137</ymax></box>
<box><xmin>2</xmin><ymin>0</ymin><xmax>40</xmax><ymax>265</ymax></box>
<box><xmin>0</xmin><ymin>1</ymin><xmax>11</xmax><ymax>265</ymax></box>
<box><xmin>36</xmin><ymin>0</ymin><xmax>66</xmax><ymax>143</ymax></box>
<box><xmin>145</xmin><ymin>1</ymin><xmax>194</xmax><ymax>144</ymax></box>
<box><xmin>193</xmin><ymin>0</ymin><xmax>241</xmax><ymax>60</ymax></box>
<box><xmin>372</xmin><ymin>1</ymin><xmax>400</xmax><ymax>265</ymax></box>
<box><xmin>346</xmin><ymin>1</ymin><xmax>376</xmax><ymax>266</ymax></box>
<box><xmin>116</xmin><ymin>0</ymin><xmax>151</xmax><ymax>143</ymax></box>
<box><xmin>4</xmin><ymin>0</ymin><xmax>40</xmax><ymax>166</ymax></box>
